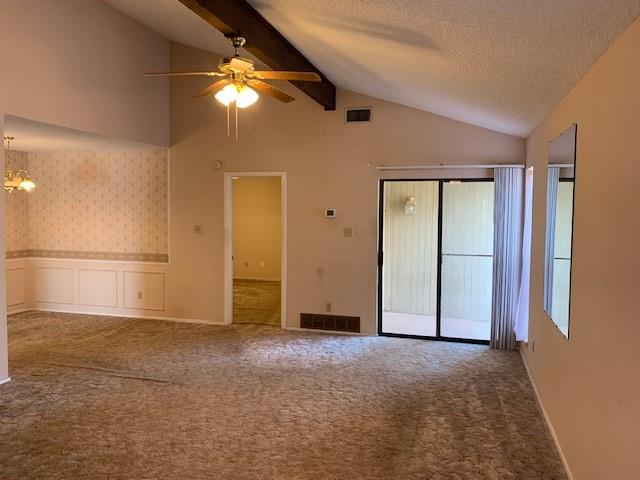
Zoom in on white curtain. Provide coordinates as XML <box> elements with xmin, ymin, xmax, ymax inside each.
<box><xmin>491</xmin><ymin>168</ymin><xmax>523</xmax><ymax>350</ymax></box>
<box><xmin>514</xmin><ymin>167</ymin><xmax>533</xmax><ymax>341</ymax></box>
<box><xmin>543</xmin><ymin>167</ymin><xmax>560</xmax><ymax>313</ymax></box>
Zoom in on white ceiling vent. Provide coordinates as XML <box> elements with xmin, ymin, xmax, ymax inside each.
<box><xmin>345</xmin><ymin>108</ymin><xmax>372</xmax><ymax>124</ymax></box>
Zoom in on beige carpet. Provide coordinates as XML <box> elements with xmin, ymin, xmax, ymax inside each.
<box><xmin>0</xmin><ymin>311</ymin><xmax>567</xmax><ymax>480</ymax></box>
<box><xmin>233</xmin><ymin>279</ymin><xmax>281</xmax><ymax>326</ymax></box>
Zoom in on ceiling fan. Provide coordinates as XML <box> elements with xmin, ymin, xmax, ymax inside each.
<box><xmin>145</xmin><ymin>35</ymin><xmax>321</xmax><ymax>107</ymax></box>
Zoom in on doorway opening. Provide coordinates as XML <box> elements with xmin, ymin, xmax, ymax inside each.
<box><xmin>224</xmin><ymin>173</ymin><xmax>286</xmax><ymax>327</ymax></box>
<box><xmin>378</xmin><ymin>179</ymin><xmax>494</xmax><ymax>344</ymax></box>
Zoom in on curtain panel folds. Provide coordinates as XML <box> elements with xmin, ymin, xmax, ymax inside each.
<box><xmin>514</xmin><ymin>167</ymin><xmax>534</xmax><ymax>342</ymax></box>
<box><xmin>491</xmin><ymin>168</ymin><xmax>523</xmax><ymax>350</ymax></box>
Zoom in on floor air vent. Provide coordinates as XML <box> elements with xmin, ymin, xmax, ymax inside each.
<box><xmin>300</xmin><ymin>313</ymin><xmax>360</xmax><ymax>333</ymax></box>
<box><xmin>345</xmin><ymin>108</ymin><xmax>371</xmax><ymax>123</ymax></box>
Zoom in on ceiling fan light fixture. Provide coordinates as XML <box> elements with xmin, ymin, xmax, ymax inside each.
<box><xmin>215</xmin><ymin>83</ymin><xmax>238</xmax><ymax>106</ymax></box>
<box><xmin>235</xmin><ymin>85</ymin><xmax>259</xmax><ymax>109</ymax></box>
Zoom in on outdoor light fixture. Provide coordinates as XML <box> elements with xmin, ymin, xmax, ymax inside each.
<box><xmin>404</xmin><ymin>195</ymin><xmax>417</xmax><ymax>215</ymax></box>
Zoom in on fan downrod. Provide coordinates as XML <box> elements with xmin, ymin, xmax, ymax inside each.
<box><xmin>224</xmin><ymin>34</ymin><xmax>246</xmax><ymax>57</ymax></box>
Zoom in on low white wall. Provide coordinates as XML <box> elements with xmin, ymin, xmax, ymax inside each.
<box><xmin>6</xmin><ymin>258</ymin><xmax>221</xmax><ymax>324</ymax></box>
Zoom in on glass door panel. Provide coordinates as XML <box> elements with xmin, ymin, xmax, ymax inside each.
<box><xmin>440</xmin><ymin>181</ymin><xmax>494</xmax><ymax>341</ymax></box>
<box><xmin>381</xmin><ymin>180</ymin><xmax>439</xmax><ymax>336</ymax></box>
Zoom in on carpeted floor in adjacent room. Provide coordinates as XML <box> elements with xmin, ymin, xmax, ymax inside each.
<box><xmin>0</xmin><ymin>311</ymin><xmax>567</xmax><ymax>480</ymax></box>
<box><xmin>233</xmin><ymin>279</ymin><xmax>281</xmax><ymax>326</ymax></box>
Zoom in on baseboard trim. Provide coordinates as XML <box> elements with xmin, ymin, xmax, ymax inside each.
<box><xmin>8</xmin><ymin>307</ymin><xmax>32</xmax><ymax>316</ymax></box>
<box><xmin>0</xmin><ymin>377</ymin><xmax>11</xmax><ymax>386</ymax></box>
<box><xmin>12</xmin><ymin>308</ymin><xmax>226</xmax><ymax>327</ymax></box>
<box><xmin>519</xmin><ymin>348</ymin><xmax>574</xmax><ymax>480</ymax></box>
<box><xmin>284</xmin><ymin>326</ymin><xmax>371</xmax><ymax>337</ymax></box>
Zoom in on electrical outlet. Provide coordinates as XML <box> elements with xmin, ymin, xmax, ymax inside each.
<box><xmin>260</xmin><ymin>261</ymin><xmax>265</xmax><ymax>268</ymax></box>
<box><xmin>244</xmin><ymin>261</ymin><xmax>249</xmax><ymax>268</ymax></box>
<box><xmin>137</xmin><ymin>291</ymin><xmax>143</xmax><ymax>300</ymax></box>
<box><xmin>343</xmin><ymin>227</ymin><xmax>353</xmax><ymax>238</ymax></box>
<box><xmin>194</xmin><ymin>225</ymin><xmax>203</xmax><ymax>234</ymax></box>
<box><xmin>325</xmin><ymin>302</ymin><xmax>332</xmax><ymax>313</ymax></box>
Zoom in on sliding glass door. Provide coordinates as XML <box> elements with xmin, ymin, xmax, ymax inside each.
<box><xmin>380</xmin><ymin>181</ymin><xmax>439</xmax><ymax>337</ymax></box>
<box><xmin>440</xmin><ymin>181</ymin><xmax>494</xmax><ymax>341</ymax></box>
<box><xmin>378</xmin><ymin>179</ymin><xmax>494</xmax><ymax>343</ymax></box>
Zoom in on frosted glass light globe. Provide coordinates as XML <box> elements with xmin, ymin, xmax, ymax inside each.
<box><xmin>215</xmin><ymin>83</ymin><xmax>238</xmax><ymax>106</ymax></box>
<box><xmin>235</xmin><ymin>85</ymin><xmax>259</xmax><ymax>108</ymax></box>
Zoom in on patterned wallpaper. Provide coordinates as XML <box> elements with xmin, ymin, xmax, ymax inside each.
<box><xmin>4</xmin><ymin>149</ymin><xmax>168</xmax><ymax>262</ymax></box>
<box><xmin>5</xmin><ymin>151</ymin><xmax>30</xmax><ymax>252</ymax></box>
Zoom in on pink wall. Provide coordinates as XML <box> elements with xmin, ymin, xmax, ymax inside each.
<box><xmin>167</xmin><ymin>42</ymin><xmax>524</xmax><ymax>332</ymax></box>
<box><xmin>0</xmin><ymin>0</ymin><xmax>170</xmax><ymax>380</ymax></box>
<box><xmin>523</xmin><ymin>15</ymin><xmax>640</xmax><ymax>480</ymax></box>
<box><xmin>0</xmin><ymin>0</ymin><xmax>170</xmax><ymax>146</ymax></box>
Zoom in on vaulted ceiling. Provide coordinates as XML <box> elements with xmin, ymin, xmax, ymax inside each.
<box><xmin>105</xmin><ymin>0</ymin><xmax>640</xmax><ymax>137</ymax></box>
<box><xmin>5</xmin><ymin>116</ymin><xmax>157</xmax><ymax>152</ymax></box>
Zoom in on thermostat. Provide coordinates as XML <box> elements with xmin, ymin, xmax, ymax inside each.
<box><xmin>325</xmin><ymin>208</ymin><xmax>337</xmax><ymax>219</ymax></box>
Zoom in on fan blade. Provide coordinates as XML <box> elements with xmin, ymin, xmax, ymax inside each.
<box><xmin>250</xmin><ymin>71</ymin><xmax>321</xmax><ymax>82</ymax></box>
<box><xmin>144</xmin><ymin>71</ymin><xmax>226</xmax><ymax>77</ymax></box>
<box><xmin>247</xmin><ymin>80</ymin><xmax>295</xmax><ymax>103</ymax></box>
<box><xmin>194</xmin><ymin>79</ymin><xmax>232</xmax><ymax>98</ymax></box>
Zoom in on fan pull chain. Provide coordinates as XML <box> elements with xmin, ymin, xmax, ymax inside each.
<box><xmin>226</xmin><ymin>104</ymin><xmax>230</xmax><ymax>137</ymax></box>
<box><xmin>235</xmin><ymin>102</ymin><xmax>239</xmax><ymax>143</ymax></box>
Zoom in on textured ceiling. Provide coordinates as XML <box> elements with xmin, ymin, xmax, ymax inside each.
<box><xmin>105</xmin><ymin>0</ymin><xmax>640</xmax><ymax>137</ymax></box>
<box><xmin>103</xmin><ymin>0</ymin><xmax>247</xmax><ymax>61</ymax></box>
<box><xmin>4</xmin><ymin>116</ymin><xmax>158</xmax><ymax>152</ymax></box>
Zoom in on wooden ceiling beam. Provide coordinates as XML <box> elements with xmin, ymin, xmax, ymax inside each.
<box><xmin>178</xmin><ymin>0</ymin><xmax>336</xmax><ymax>110</ymax></box>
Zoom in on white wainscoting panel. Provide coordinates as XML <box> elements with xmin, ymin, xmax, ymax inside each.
<box><xmin>4</xmin><ymin>258</ymin><xmax>218</xmax><ymax>323</ymax></box>
<box><xmin>123</xmin><ymin>271</ymin><xmax>165</xmax><ymax>311</ymax></box>
<box><xmin>78</xmin><ymin>269</ymin><xmax>118</xmax><ymax>308</ymax></box>
<box><xmin>35</xmin><ymin>267</ymin><xmax>74</xmax><ymax>304</ymax></box>
<box><xmin>6</xmin><ymin>268</ymin><xmax>26</xmax><ymax>307</ymax></box>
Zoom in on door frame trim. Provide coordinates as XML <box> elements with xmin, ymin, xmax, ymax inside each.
<box><xmin>377</xmin><ymin>178</ymin><xmax>492</xmax><ymax>345</ymax></box>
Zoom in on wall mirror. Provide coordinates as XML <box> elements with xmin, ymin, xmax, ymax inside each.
<box><xmin>544</xmin><ymin>124</ymin><xmax>577</xmax><ymax>338</ymax></box>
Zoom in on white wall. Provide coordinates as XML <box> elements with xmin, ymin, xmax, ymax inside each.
<box><xmin>232</xmin><ymin>176</ymin><xmax>282</xmax><ymax>281</ymax></box>
<box><xmin>523</xmin><ymin>15</ymin><xmax>640</xmax><ymax>480</ymax></box>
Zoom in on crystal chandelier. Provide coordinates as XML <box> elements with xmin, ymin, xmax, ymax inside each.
<box><xmin>3</xmin><ymin>136</ymin><xmax>35</xmax><ymax>193</ymax></box>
